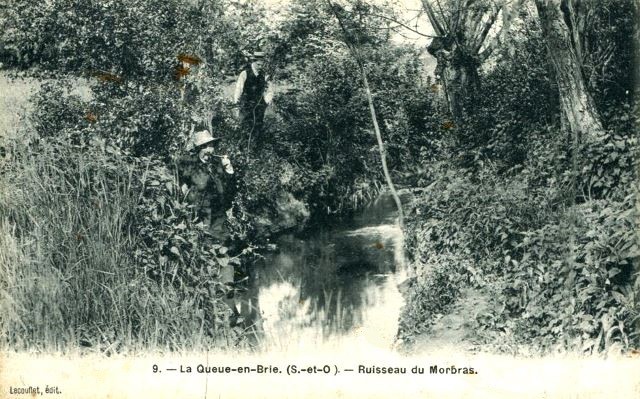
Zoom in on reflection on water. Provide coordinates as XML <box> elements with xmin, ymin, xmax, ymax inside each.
<box><xmin>254</xmin><ymin>193</ymin><xmax>408</xmax><ymax>351</ymax></box>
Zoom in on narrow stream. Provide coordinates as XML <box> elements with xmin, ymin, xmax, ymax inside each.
<box><xmin>252</xmin><ymin>193</ymin><xmax>409</xmax><ymax>352</ymax></box>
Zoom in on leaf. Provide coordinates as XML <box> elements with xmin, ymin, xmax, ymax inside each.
<box><xmin>611</xmin><ymin>291</ymin><xmax>626</xmax><ymax>305</ymax></box>
<box><xmin>218</xmin><ymin>257</ymin><xmax>229</xmax><ymax>267</ymax></box>
<box><xmin>170</xmin><ymin>246</ymin><xmax>180</xmax><ymax>256</ymax></box>
<box><xmin>608</xmin><ymin>268</ymin><xmax>621</xmax><ymax>278</ymax></box>
<box><xmin>220</xmin><ymin>265</ymin><xmax>234</xmax><ymax>283</ymax></box>
<box><xmin>625</xmin><ymin>244</ymin><xmax>640</xmax><ymax>258</ymax></box>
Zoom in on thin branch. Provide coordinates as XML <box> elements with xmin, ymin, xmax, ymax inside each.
<box><xmin>366</xmin><ymin>11</ymin><xmax>436</xmax><ymax>38</ymax></box>
<box><xmin>421</xmin><ymin>0</ymin><xmax>447</xmax><ymax>36</ymax></box>
<box><xmin>371</xmin><ymin>23</ymin><xmax>433</xmax><ymax>42</ymax></box>
<box><xmin>324</xmin><ymin>0</ymin><xmax>405</xmax><ymax>228</ymax></box>
<box><xmin>435</xmin><ymin>0</ymin><xmax>452</xmax><ymax>33</ymax></box>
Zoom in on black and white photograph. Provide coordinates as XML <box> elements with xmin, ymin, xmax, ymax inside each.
<box><xmin>0</xmin><ymin>0</ymin><xmax>639</xmax><ymax>398</ymax></box>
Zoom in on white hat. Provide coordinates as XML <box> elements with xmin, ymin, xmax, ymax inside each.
<box><xmin>192</xmin><ymin>130</ymin><xmax>220</xmax><ymax>148</ymax></box>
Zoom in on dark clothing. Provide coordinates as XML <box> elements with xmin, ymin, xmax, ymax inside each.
<box><xmin>238</xmin><ymin>68</ymin><xmax>268</xmax><ymax>135</ymax></box>
<box><xmin>177</xmin><ymin>154</ymin><xmax>224</xmax><ymax>227</ymax></box>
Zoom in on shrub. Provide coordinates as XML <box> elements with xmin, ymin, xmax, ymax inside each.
<box><xmin>0</xmin><ymin>137</ymin><xmax>245</xmax><ymax>352</ymax></box>
<box><xmin>397</xmin><ymin>252</ymin><xmax>467</xmax><ymax>345</ymax></box>
<box><xmin>401</xmin><ymin>121</ymin><xmax>639</xmax><ymax>352</ymax></box>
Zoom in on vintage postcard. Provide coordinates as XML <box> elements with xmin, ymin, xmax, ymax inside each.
<box><xmin>1</xmin><ymin>0</ymin><xmax>639</xmax><ymax>398</ymax></box>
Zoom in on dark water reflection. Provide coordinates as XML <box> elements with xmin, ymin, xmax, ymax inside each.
<box><xmin>253</xmin><ymin>193</ymin><xmax>407</xmax><ymax>348</ymax></box>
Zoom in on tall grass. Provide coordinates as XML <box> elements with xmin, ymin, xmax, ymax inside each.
<box><xmin>0</xmin><ymin>141</ymin><xmax>239</xmax><ymax>353</ymax></box>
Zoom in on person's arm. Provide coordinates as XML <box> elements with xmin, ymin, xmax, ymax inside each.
<box><xmin>233</xmin><ymin>70</ymin><xmax>247</xmax><ymax>103</ymax></box>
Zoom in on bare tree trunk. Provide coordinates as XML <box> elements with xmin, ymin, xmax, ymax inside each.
<box><xmin>534</xmin><ymin>0</ymin><xmax>605</xmax><ymax>145</ymax></box>
<box><xmin>425</xmin><ymin>8</ymin><xmax>482</xmax><ymax>122</ymax></box>
<box><xmin>325</xmin><ymin>0</ymin><xmax>404</xmax><ymax>227</ymax></box>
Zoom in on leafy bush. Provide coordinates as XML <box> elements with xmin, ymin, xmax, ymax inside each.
<box><xmin>452</xmin><ymin>24</ymin><xmax>560</xmax><ymax>169</ymax></box>
<box><xmin>29</xmin><ymin>72</ymin><xmax>236</xmax><ymax>158</ymax></box>
<box><xmin>0</xmin><ymin>0</ymin><xmax>231</xmax><ymax>79</ymax></box>
<box><xmin>224</xmin><ymin>150</ymin><xmax>312</xmax><ymax>242</ymax></box>
<box><xmin>271</xmin><ymin>43</ymin><xmax>437</xmax><ymax>216</ymax></box>
<box><xmin>402</xmin><ymin>121</ymin><xmax>639</xmax><ymax>352</ymax></box>
<box><xmin>397</xmin><ymin>251</ymin><xmax>467</xmax><ymax>346</ymax></box>
<box><xmin>133</xmin><ymin>156</ymin><xmax>237</xmax><ymax>310</ymax></box>
<box><xmin>0</xmin><ymin>136</ymin><xmax>249</xmax><ymax>352</ymax></box>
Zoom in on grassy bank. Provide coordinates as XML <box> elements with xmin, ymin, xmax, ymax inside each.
<box><xmin>0</xmin><ymin>74</ymin><xmax>251</xmax><ymax>352</ymax></box>
<box><xmin>0</xmin><ymin>139</ymin><xmax>247</xmax><ymax>353</ymax></box>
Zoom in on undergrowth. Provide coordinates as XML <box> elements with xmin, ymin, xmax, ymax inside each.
<box><xmin>0</xmin><ymin>138</ymin><xmax>249</xmax><ymax>353</ymax></box>
<box><xmin>400</xmin><ymin>122</ymin><xmax>640</xmax><ymax>354</ymax></box>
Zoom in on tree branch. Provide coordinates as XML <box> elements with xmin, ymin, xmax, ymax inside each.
<box><xmin>478</xmin><ymin>0</ymin><xmax>521</xmax><ymax>61</ymax></box>
<box><xmin>421</xmin><ymin>0</ymin><xmax>447</xmax><ymax>36</ymax></box>
<box><xmin>324</xmin><ymin>0</ymin><xmax>405</xmax><ymax>228</ymax></box>
<box><xmin>365</xmin><ymin>11</ymin><xmax>436</xmax><ymax>38</ymax></box>
<box><xmin>472</xmin><ymin>8</ymin><xmax>500</xmax><ymax>54</ymax></box>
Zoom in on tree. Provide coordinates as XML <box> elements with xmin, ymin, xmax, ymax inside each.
<box><xmin>563</xmin><ymin>0</ymin><xmax>637</xmax><ymax>118</ymax></box>
<box><xmin>420</xmin><ymin>0</ymin><xmax>517</xmax><ymax>121</ymax></box>
<box><xmin>533</xmin><ymin>0</ymin><xmax>605</xmax><ymax>149</ymax></box>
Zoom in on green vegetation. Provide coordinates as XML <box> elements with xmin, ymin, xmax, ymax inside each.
<box><xmin>0</xmin><ymin>0</ymin><xmax>637</xmax><ymax>355</ymax></box>
<box><xmin>399</xmin><ymin>0</ymin><xmax>639</xmax><ymax>354</ymax></box>
<box><xmin>0</xmin><ymin>137</ymin><xmax>246</xmax><ymax>352</ymax></box>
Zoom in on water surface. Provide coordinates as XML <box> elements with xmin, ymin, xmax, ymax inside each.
<box><xmin>254</xmin><ymin>193</ymin><xmax>408</xmax><ymax>351</ymax></box>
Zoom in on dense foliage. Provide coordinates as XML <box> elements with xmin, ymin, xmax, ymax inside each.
<box><xmin>0</xmin><ymin>0</ymin><xmax>433</xmax><ymax>351</ymax></box>
<box><xmin>0</xmin><ymin>137</ymin><xmax>246</xmax><ymax>351</ymax></box>
<box><xmin>400</xmin><ymin>4</ymin><xmax>639</xmax><ymax>353</ymax></box>
<box><xmin>0</xmin><ymin>0</ymin><xmax>637</xmax><ymax>354</ymax></box>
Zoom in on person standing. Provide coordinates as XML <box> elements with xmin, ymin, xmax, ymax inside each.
<box><xmin>233</xmin><ymin>51</ymin><xmax>273</xmax><ymax>144</ymax></box>
<box><xmin>178</xmin><ymin>130</ymin><xmax>234</xmax><ymax>229</ymax></box>
<box><xmin>178</xmin><ymin>129</ymin><xmax>240</xmax><ymax>325</ymax></box>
